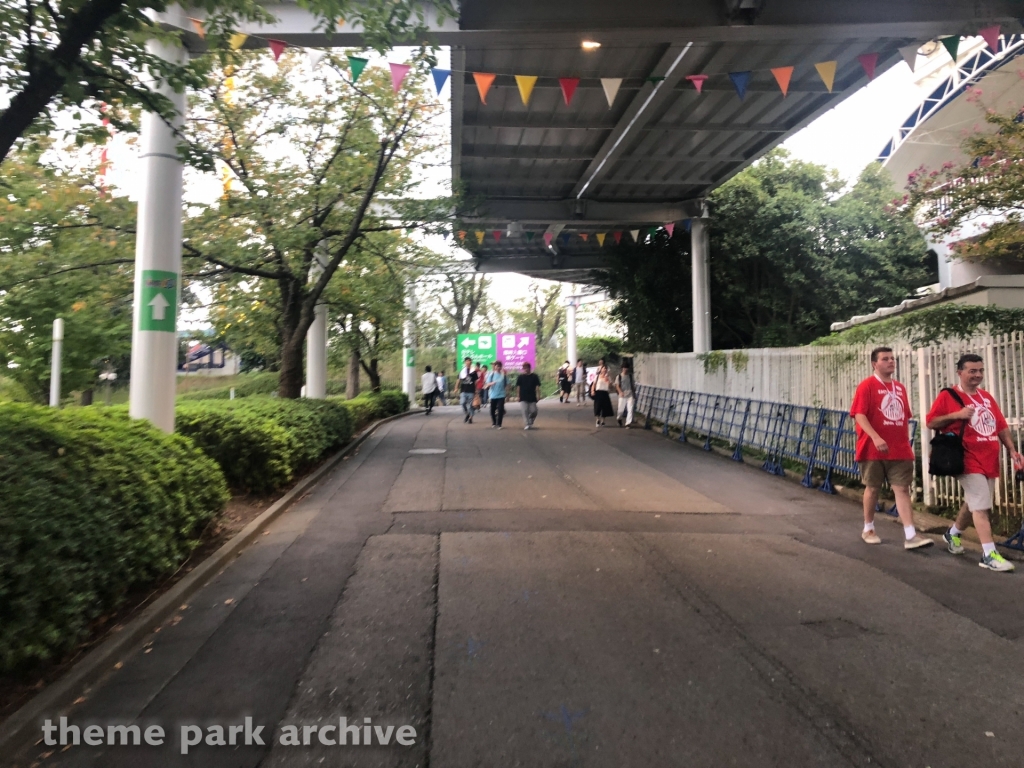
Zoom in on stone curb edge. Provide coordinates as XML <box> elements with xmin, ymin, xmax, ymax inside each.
<box><xmin>0</xmin><ymin>407</ymin><xmax>420</xmax><ymax>753</ymax></box>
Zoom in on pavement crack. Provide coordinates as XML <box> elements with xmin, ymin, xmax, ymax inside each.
<box><xmin>422</xmin><ymin>533</ymin><xmax>441</xmax><ymax>768</ymax></box>
<box><xmin>628</xmin><ymin>533</ymin><xmax>892</xmax><ymax>768</ymax></box>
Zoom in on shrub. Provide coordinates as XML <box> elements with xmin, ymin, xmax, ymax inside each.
<box><xmin>0</xmin><ymin>404</ymin><xmax>228</xmax><ymax>673</ymax></box>
<box><xmin>331</xmin><ymin>390</ymin><xmax>409</xmax><ymax>430</ymax></box>
<box><xmin>177</xmin><ymin>371</ymin><xmax>280</xmax><ymax>401</ymax></box>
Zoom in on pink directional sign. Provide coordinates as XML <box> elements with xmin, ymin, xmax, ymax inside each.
<box><xmin>498</xmin><ymin>333</ymin><xmax>535</xmax><ymax>373</ymax></box>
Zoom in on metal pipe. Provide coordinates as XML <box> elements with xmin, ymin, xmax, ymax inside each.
<box><xmin>49</xmin><ymin>318</ymin><xmax>64</xmax><ymax>407</ymax></box>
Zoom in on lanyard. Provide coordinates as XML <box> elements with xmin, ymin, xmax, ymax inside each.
<box><xmin>873</xmin><ymin>373</ymin><xmax>899</xmax><ymax>401</ymax></box>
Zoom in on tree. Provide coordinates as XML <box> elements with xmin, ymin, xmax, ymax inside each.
<box><xmin>0</xmin><ymin>0</ymin><xmax>452</xmax><ymax>166</ymax></box>
<box><xmin>426</xmin><ymin>270</ymin><xmax>499</xmax><ymax>335</ymax></box>
<box><xmin>904</xmin><ymin>101</ymin><xmax>1024</xmax><ymax>263</ymax></box>
<box><xmin>594</xmin><ymin>151</ymin><xmax>933</xmax><ymax>351</ymax></box>
<box><xmin>0</xmin><ymin>148</ymin><xmax>135</xmax><ymax>400</ymax></box>
<box><xmin>507</xmin><ymin>282</ymin><xmax>563</xmax><ymax>347</ymax></box>
<box><xmin>181</xmin><ymin>49</ymin><xmax>449</xmax><ymax>397</ymax></box>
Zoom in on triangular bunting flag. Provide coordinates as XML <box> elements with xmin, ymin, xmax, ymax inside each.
<box><xmin>431</xmin><ymin>68</ymin><xmax>450</xmax><ymax>95</ymax></box>
<box><xmin>814</xmin><ymin>61</ymin><xmax>837</xmax><ymax>93</ymax></box>
<box><xmin>348</xmin><ymin>56</ymin><xmax>368</xmax><ymax>82</ymax></box>
<box><xmin>389</xmin><ymin>62</ymin><xmax>411</xmax><ymax>93</ymax></box>
<box><xmin>492</xmin><ymin>230</ymin><xmax>501</xmax><ymax>242</ymax></box>
<box><xmin>899</xmin><ymin>45</ymin><xmax>919</xmax><ymax>72</ymax></box>
<box><xmin>268</xmin><ymin>39</ymin><xmax>287</xmax><ymax>62</ymax></box>
<box><xmin>525</xmin><ymin>231</ymin><xmax>535</xmax><ymax>242</ymax></box>
<box><xmin>190</xmin><ymin>18</ymin><xmax>205</xmax><ymax>39</ymax></box>
<box><xmin>307</xmin><ymin>50</ymin><xmax>326</xmax><ymax>69</ymax></box>
<box><xmin>612</xmin><ymin>231</ymin><xmax>622</xmax><ymax>244</ymax></box>
<box><xmin>474</xmin><ymin>231</ymin><xmax>485</xmax><ymax>245</ymax></box>
<box><xmin>686</xmin><ymin>74</ymin><xmax>708</xmax><ymax>94</ymax></box>
<box><xmin>684</xmin><ymin>220</ymin><xmax>692</xmax><ymax>233</ymax></box>
<box><xmin>229</xmin><ymin>33</ymin><xmax>248</xmax><ymax>51</ymax></box>
<box><xmin>456</xmin><ymin>230</ymin><xmax>466</xmax><ymax>243</ymax></box>
<box><xmin>596</xmin><ymin>233</ymin><xmax>606</xmax><ymax>247</ymax></box>
<box><xmin>543</xmin><ymin>232</ymin><xmax>554</xmax><ymax>247</ymax></box>
<box><xmin>664</xmin><ymin>222</ymin><xmax>675</xmax><ymax>237</ymax></box>
<box><xmin>515</xmin><ymin>75</ymin><xmax>538</xmax><ymax>105</ymax></box>
<box><xmin>473</xmin><ymin>72</ymin><xmax>496</xmax><ymax>104</ymax></box>
<box><xmin>560</xmin><ymin>233</ymin><xmax>571</xmax><ymax>245</ymax></box>
<box><xmin>559</xmin><ymin>78</ymin><xmax>580</xmax><ymax>106</ymax></box>
<box><xmin>978</xmin><ymin>25</ymin><xmax>1001</xmax><ymax>52</ymax></box>
<box><xmin>579</xmin><ymin>233</ymin><xmax>589</xmax><ymax>242</ymax></box>
<box><xmin>770</xmin><ymin>66</ymin><xmax>793</xmax><ymax>97</ymax></box>
<box><xmin>857</xmin><ymin>53</ymin><xmax>879</xmax><ymax>80</ymax></box>
<box><xmin>629</xmin><ymin>229</ymin><xmax>640</xmax><ymax>242</ymax></box>
<box><xmin>940</xmin><ymin>36</ymin><xmax>960</xmax><ymax>62</ymax></box>
<box><xmin>601</xmin><ymin>78</ymin><xmax>622</xmax><ymax>107</ymax></box>
<box><xmin>729</xmin><ymin>71</ymin><xmax>751</xmax><ymax>101</ymax></box>
<box><xmin>645</xmin><ymin>76</ymin><xmax>666</xmax><ymax>85</ymax></box>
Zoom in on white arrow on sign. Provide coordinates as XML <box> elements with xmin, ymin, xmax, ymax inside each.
<box><xmin>149</xmin><ymin>292</ymin><xmax>170</xmax><ymax>321</ymax></box>
<box><xmin>461</xmin><ymin>338</ymin><xmax>476</xmax><ymax>347</ymax></box>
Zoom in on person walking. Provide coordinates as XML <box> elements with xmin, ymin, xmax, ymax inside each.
<box><xmin>485</xmin><ymin>361</ymin><xmax>509</xmax><ymax>429</ymax></box>
<box><xmin>435</xmin><ymin>370</ymin><xmax>447</xmax><ymax>406</ymax></box>
<box><xmin>557</xmin><ymin>362</ymin><xmax>572</xmax><ymax>403</ymax></box>
<box><xmin>926</xmin><ymin>353</ymin><xmax>1024</xmax><ymax>572</ymax></box>
<box><xmin>573</xmin><ymin>359</ymin><xmax>587</xmax><ymax>406</ymax></box>
<box><xmin>592</xmin><ymin>365</ymin><xmax>614</xmax><ymax>427</ymax></box>
<box><xmin>850</xmin><ymin>347</ymin><xmax>932</xmax><ymax>549</ymax></box>
<box><xmin>458</xmin><ymin>357</ymin><xmax>478</xmax><ymax>424</ymax></box>
<box><xmin>420</xmin><ymin>365</ymin><xmax>438</xmax><ymax>415</ymax></box>
<box><xmin>517</xmin><ymin>362</ymin><xmax>542</xmax><ymax>430</ymax></box>
<box><xmin>615</xmin><ymin>363</ymin><xmax>636</xmax><ymax>427</ymax></box>
<box><xmin>479</xmin><ymin>364</ymin><xmax>490</xmax><ymax>409</ymax></box>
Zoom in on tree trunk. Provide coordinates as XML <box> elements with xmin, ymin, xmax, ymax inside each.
<box><xmin>346</xmin><ymin>348</ymin><xmax>361</xmax><ymax>399</ymax></box>
<box><xmin>368</xmin><ymin>358</ymin><xmax>381</xmax><ymax>392</ymax></box>
<box><xmin>278</xmin><ymin>337</ymin><xmax>305</xmax><ymax>398</ymax></box>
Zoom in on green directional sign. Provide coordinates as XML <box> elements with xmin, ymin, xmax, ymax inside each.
<box><xmin>404</xmin><ymin>348</ymin><xmax>416</xmax><ymax>367</ymax></box>
<box><xmin>139</xmin><ymin>270</ymin><xmax>178</xmax><ymax>332</ymax></box>
<box><xmin>456</xmin><ymin>333</ymin><xmax>497</xmax><ymax>365</ymax></box>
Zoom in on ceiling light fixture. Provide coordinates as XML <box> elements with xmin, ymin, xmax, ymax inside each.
<box><xmin>581</xmin><ymin>40</ymin><xmax>601</xmax><ymax>51</ymax></box>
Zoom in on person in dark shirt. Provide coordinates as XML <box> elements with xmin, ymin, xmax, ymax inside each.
<box><xmin>457</xmin><ymin>357</ymin><xmax>478</xmax><ymax>424</ymax></box>
<box><xmin>516</xmin><ymin>362</ymin><xmax>542</xmax><ymax>430</ymax></box>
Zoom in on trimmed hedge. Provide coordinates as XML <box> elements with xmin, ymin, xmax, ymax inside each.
<box><xmin>0</xmin><ymin>405</ymin><xmax>228</xmax><ymax>673</ymax></box>
<box><xmin>177</xmin><ymin>371</ymin><xmax>279</xmax><ymax>401</ymax></box>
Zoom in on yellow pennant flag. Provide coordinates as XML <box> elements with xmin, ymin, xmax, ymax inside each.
<box><xmin>220</xmin><ymin>164</ymin><xmax>233</xmax><ymax>195</ymax></box>
<box><xmin>474</xmin><ymin>230</ymin><xmax>485</xmax><ymax>244</ymax></box>
<box><xmin>514</xmin><ymin>75</ymin><xmax>538</xmax><ymax>106</ymax></box>
<box><xmin>596</xmin><ymin>233</ymin><xmax>606</xmax><ymax>247</ymax></box>
<box><xmin>229</xmin><ymin>33</ymin><xmax>249</xmax><ymax>51</ymax></box>
<box><xmin>814</xmin><ymin>61</ymin><xmax>837</xmax><ymax>93</ymax></box>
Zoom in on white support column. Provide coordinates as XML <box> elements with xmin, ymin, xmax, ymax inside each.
<box><xmin>305</xmin><ymin>257</ymin><xmax>327</xmax><ymax>399</ymax></box>
<box><xmin>566</xmin><ymin>300</ymin><xmax>578</xmax><ymax>365</ymax></box>
<box><xmin>49</xmin><ymin>318</ymin><xmax>64</xmax><ymax>407</ymax></box>
<box><xmin>128</xmin><ymin>37</ymin><xmax>186</xmax><ymax>433</ymax></box>
<box><xmin>402</xmin><ymin>288</ymin><xmax>417</xmax><ymax>403</ymax></box>
<box><xmin>690</xmin><ymin>218</ymin><xmax>712</xmax><ymax>354</ymax></box>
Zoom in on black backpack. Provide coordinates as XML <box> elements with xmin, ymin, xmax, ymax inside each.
<box><xmin>929</xmin><ymin>388</ymin><xmax>967</xmax><ymax>477</ymax></box>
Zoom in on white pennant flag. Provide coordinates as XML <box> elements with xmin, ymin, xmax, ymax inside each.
<box><xmin>899</xmin><ymin>45</ymin><xmax>919</xmax><ymax>72</ymax></box>
<box><xmin>601</xmin><ymin>78</ymin><xmax>623</xmax><ymax>108</ymax></box>
<box><xmin>307</xmin><ymin>49</ymin><xmax>326</xmax><ymax>69</ymax></box>
<box><xmin>629</xmin><ymin>229</ymin><xmax>640</xmax><ymax>242</ymax></box>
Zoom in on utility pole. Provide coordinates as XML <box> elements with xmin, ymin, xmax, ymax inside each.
<box><xmin>49</xmin><ymin>318</ymin><xmax>64</xmax><ymax>407</ymax></box>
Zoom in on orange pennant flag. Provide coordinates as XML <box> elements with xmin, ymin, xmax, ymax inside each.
<box><xmin>473</xmin><ymin>73</ymin><xmax>496</xmax><ymax>104</ymax></box>
<box><xmin>457</xmin><ymin>230</ymin><xmax>466</xmax><ymax>243</ymax></box>
<box><xmin>579</xmin><ymin>233</ymin><xmax>589</xmax><ymax>242</ymax></box>
<box><xmin>189</xmin><ymin>18</ymin><xmax>205</xmax><ymax>39</ymax></box>
<box><xmin>515</xmin><ymin>75</ymin><xmax>538</xmax><ymax>105</ymax></box>
<box><xmin>814</xmin><ymin>61</ymin><xmax>837</xmax><ymax>93</ymax></box>
<box><xmin>474</xmin><ymin>230</ymin><xmax>485</xmax><ymax>244</ymax></box>
<box><xmin>771</xmin><ymin>66</ymin><xmax>794</xmax><ymax>97</ymax></box>
<box><xmin>596</xmin><ymin>233</ymin><xmax>606</xmax><ymax>247</ymax></box>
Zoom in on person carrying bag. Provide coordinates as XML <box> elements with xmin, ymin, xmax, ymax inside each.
<box><xmin>929</xmin><ymin>388</ymin><xmax>967</xmax><ymax>476</ymax></box>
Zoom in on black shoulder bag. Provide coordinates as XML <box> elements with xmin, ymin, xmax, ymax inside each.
<box><xmin>929</xmin><ymin>388</ymin><xmax>967</xmax><ymax>477</ymax></box>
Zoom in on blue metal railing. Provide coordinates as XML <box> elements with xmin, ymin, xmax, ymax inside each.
<box><xmin>635</xmin><ymin>385</ymin><xmax>916</xmax><ymax>494</ymax></box>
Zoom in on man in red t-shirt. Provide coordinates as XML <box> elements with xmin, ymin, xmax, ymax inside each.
<box><xmin>851</xmin><ymin>347</ymin><xmax>932</xmax><ymax>549</ymax></box>
<box><xmin>926</xmin><ymin>353</ymin><xmax>1023</xmax><ymax>572</ymax></box>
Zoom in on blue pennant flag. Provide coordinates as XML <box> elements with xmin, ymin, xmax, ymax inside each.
<box><xmin>431</xmin><ymin>68</ymin><xmax>451</xmax><ymax>95</ymax></box>
<box><xmin>683</xmin><ymin>219</ymin><xmax>692</xmax><ymax>233</ymax></box>
<box><xmin>728</xmin><ymin>71</ymin><xmax>751</xmax><ymax>101</ymax></box>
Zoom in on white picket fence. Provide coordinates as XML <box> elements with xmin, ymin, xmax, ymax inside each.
<box><xmin>635</xmin><ymin>334</ymin><xmax>1024</xmax><ymax>523</ymax></box>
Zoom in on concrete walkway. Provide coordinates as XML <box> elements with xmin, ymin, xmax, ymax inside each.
<box><xmin>19</xmin><ymin>400</ymin><xmax>1024</xmax><ymax>768</ymax></box>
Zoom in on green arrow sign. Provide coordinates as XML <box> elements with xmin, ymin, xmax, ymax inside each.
<box><xmin>456</xmin><ymin>333</ymin><xmax>497</xmax><ymax>364</ymax></box>
<box><xmin>139</xmin><ymin>270</ymin><xmax>178</xmax><ymax>332</ymax></box>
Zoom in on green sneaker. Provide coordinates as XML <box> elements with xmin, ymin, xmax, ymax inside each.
<box><xmin>979</xmin><ymin>551</ymin><xmax>1015</xmax><ymax>572</ymax></box>
<box><xmin>943</xmin><ymin>530</ymin><xmax>964</xmax><ymax>555</ymax></box>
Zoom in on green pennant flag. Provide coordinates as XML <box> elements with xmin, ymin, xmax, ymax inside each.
<box><xmin>940</xmin><ymin>36</ymin><xmax>960</xmax><ymax>61</ymax></box>
<box><xmin>348</xmin><ymin>55</ymin><xmax>368</xmax><ymax>81</ymax></box>
<box><xmin>645</xmin><ymin>76</ymin><xmax>665</xmax><ymax>85</ymax></box>
<box><xmin>525</xmin><ymin>231</ymin><xmax>535</xmax><ymax>241</ymax></box>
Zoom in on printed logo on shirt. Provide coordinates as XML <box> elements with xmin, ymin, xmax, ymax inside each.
<box><xmin>971</xmin><ymin>403</ymin><xmax>997</xmax><ymax>437</ymax></box>
<box><xmin>879</xmin><ymin>390</ymin><xmax>905</xmax><ymax>423</ymax></box>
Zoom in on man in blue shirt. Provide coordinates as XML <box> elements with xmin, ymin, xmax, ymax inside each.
<box><xmin>485</xmin><ymin>360</ymin><xmax>509</xmax><ymax>429</ymax></box>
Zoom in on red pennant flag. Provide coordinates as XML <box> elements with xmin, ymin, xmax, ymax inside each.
<box><xmin>978</xmin><ymin>25</ymin><xmax>1001</xmax><ymax>52</ymax></box>
<box><xmin>492</xmin><ymin>230</ymin><xmax>501</xmax><ymax>242</ymax></box>
<box><xmin>579</xmin><ymin>233</ymin><xmax>589</xmax><ymax>242</ymax></box>
<box><xmin>685</xmin><ymin>74</ymin><xmax>708</xmax><ymax>94</ymax></box>
<box><xmin>857</xmin><ymin>53</ymin><xmax>879</xmax><ymax>80</ymax></box>
<box><xmin>389</xmin><ymin>63</ymin><xmax>411</xmax><ymax>93</ymax></box>
<box><xmin>612</xmin><ymin>231</ymin><xmax>622</xmax><ymax>244</ymax></box>
<box><xmin>559</xmin><ymin>77</ymin><xmax>580</xmax><ymax>106</ymax></box>
<box><xmin>268</xmin><ymin>39</ymin><xmax>287</xmax><ymax>62</ymax></box>
<box><xmin>770</xmin><ymin>66</ymin><xmax>794</xmax><ymax>97</ymax></box>
<box><xmin>664</xmin><ymin>222</ymin><xmax>675</xmax><ymax>237</ymax></box>
<box><xmin>543</xmin><ymin>232</ymin><xmax>554</xmax><ymax>247</ymax></box>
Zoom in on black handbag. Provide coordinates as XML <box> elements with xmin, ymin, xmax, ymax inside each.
<box><xmin>929</xmin><ymin>388</ymin><xmax>967</xmax><ymax>477</ymax></box>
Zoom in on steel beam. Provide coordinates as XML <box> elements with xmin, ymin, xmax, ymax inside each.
<box><xmin>475</xmin><ymin>255</ymin><xmax>614</xmax><ymax>273</ymax></box>
<box><xmin>462</xmin><ymin>198</ymin><xmax>706</xmax><ymax>224</ymax></box>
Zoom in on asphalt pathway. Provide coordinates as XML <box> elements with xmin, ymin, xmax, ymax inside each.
<box><xmin>18</xmin><ymin>400</ymin><xmax>1024</xmax><ymax>768</ymax></box>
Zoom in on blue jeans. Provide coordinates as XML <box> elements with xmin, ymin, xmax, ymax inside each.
<box><xmin>460</xmin><ymin>392</ymin><xmax>475</xmax><ymax>420</ymax></box>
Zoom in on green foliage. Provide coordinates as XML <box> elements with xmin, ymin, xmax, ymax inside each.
<box><xmin>698</xmin><ymin>351</ymin><xmax>729</xmax><ymax>375</ymax></box>
<box><xmin>331</xmin><ymin>390</ymin><xmax>409</xmax><ymax>429</ymax></box>
<box><xmin>506</xmin><ymin>283</ymin><xmax>564</xmax><ymax>347</ymax></box>
<box><xmin>814</xmin><ymin>304</ymin><xmax>1024</xmax><ymax>347</ymax></box>
<box><xmin>576</xmin><ymin>336</ymin><xmax>625</xmax><ymax>365</ymax></box>
<box><xmin>177</xmin><ymin>371</ymin><xmax>280</xmax><ymax>401</ymax></box>
<box><xmin>730</xmin><ymin>351</ymin><xmax>749</xmax><ymax>372</ymax></box>
<box><xmin>0</xmin><ymin>404</ymin><xmax>228</xmax><ymax>673</ymax></box>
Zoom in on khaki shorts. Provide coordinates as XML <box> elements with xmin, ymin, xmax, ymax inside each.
<box><xmin>956</xmin><ymin>474</ymin><xmax>995</xmax><ymax>512</ymax></box>
<box><xmin>858</xmin><ymin>460</ymin><xmax>914</xmax><ymax>488</ymax></box>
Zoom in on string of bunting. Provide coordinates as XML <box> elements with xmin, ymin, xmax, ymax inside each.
<box><xmin>455</xmin><ymin>222</ymin><xmax>690</xmax><ymax>248</ymax></box>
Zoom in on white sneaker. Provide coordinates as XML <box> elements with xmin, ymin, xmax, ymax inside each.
<box><xmin>904</xmin><ymin>535</ymin><xmax>934</xmax><ymax>550</ymax></box>
<box><xmin>980</xmin><ymin>551</ymin><xmax>1015</xmax><ymax>572</ymax></box>
<box><xmin>862</xmin><ymin>530</ymin><xmax>881</xmax><ymax>545</ymax></box>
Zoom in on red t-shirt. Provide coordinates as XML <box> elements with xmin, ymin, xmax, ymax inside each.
<box><xmin>850</xmin><ymin>376</ymin><xmax>915</xmax><ymax>461</ymax></box>
<box><xmin>926</xmin><ymin>387</ymin><xmax>1007</xmax><ymax>478</ymax></box>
